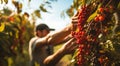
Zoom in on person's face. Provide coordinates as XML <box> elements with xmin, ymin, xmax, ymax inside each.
<box><xmin>37</xmin><ymin>29</ymin><xmax>49</xmax><ymax>37</ymax></box>
<box><xmin>41</xmin><ymin>29</ymin><xmax>50</xmax><ymax>37</ymax></box>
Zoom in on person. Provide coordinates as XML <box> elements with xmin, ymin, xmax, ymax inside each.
<box><xmin>29</xmin><ymin>14</ymin><xmax>78</xmax><ymax>66</ymax></box>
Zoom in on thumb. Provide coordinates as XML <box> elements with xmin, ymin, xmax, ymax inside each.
<box><xmin>74</xmin><ymin>11</ymin><xmax>79</xmax><ymax>16</ymax></box>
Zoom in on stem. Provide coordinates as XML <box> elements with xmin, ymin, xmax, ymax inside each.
<box><xmin>86</xmin><ymin>20</ymin><xmax>93</xmax><ymax>35</ymax></box>
<box><xmin>112</xmin><ymin>12</ymin><xmax>120</xmax><ymax>38</ymax></box>
<box><xmin>105</xmin><ymin>0</ymin><xmax>113</xmax><ymax>7</ymax></box>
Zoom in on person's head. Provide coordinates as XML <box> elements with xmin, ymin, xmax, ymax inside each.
<box><xmin>35</xmin><ymin>23</ymin><xmax>55</xmax><ymax>37</ymax></box>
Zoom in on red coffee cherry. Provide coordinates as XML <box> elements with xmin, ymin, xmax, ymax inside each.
<box><xmin>99</xmin><ymin>15</ymin><xmax>105</xmax><ymax>22</ymax></box>
<box><xmin>98</xmin><ymin>7</ymin><xmax>104</xmax><ymax>13</ymax></box>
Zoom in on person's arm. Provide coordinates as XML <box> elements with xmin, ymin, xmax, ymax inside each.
<box><xmin>35</xmin><ymin>15</ymin><xmax>78</xmax><ymax>47</ymax></box>
<box><xmin>43</xmin><ymin>38</ymin><xmax>78</xmax><ymax>66</ymax></box>
<box><xmin>57</xmin><ymin>34</ymin><xmax>73</xmax><ymax>45</ymax></box>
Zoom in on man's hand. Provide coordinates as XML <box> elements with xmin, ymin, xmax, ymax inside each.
<box><xmin>69</xmin><ymin>12</ymin><xmax>79</xmax><ymax>31</ymax></box>
<box><xmin>43</xmin><ymin>38</ymin><xmax>78</xmax><ymax>66</ymax></box>
<box><xmin>61</xmin><ymin>38</ymin><xmax>78</xmax><ymax>54</ymax></box>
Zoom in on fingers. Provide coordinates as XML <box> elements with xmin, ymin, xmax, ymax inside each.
<box><xmin>65</xmin><ymin>38</ymin><xmax>77</xmax><ymax>48</ymax></box>
<box><xmin>71</xmin><ymin>12</ymin><xmax>79</xmax><ymax>24</ymax></box>
<box><xmin>74</xmin><ymin>11</ymin><xmax>79</xmax><ymax>16</ymax></box>
<box><xmin>71</xmin><ymin>15</ymin><xmax>78</xmax><ymax>20</ymax></box>
<box><xmin>62</xmin><ymin>38</ymin><xmax>78</xmax><ymax>54</ymax></box>
<box><xmin>76</xmin><ymin>11</ymin><xmax>79</xmax><ymax>16</ymax></box>
<box><xmin>71</xmin><ymin>13</ymin><xmax>79</xmax><ymax>20</ymax></box>
<box><xmin>69</xmin><ymin>11</ymin><xmax>79</xmax><ymax>31</ymax></box>
<box><xmin>70</xmin><ymin>42</ymin><xmax>78</xmax><ymax>50</ymax></box>
<box><xmin>66</xmin><ymin>39</ymin><xmax>78</xmax><ymax>54</ymax></box>
<box><xmin>71</xmin><ymin>17</ymin><xmax>79</xmax><ymax>23</ymax></box>
<box><xmin>71</xmin><ymin>17</ymin><xmax>78</xmax><ymax>27</ymax></box>
<box><xmin>66</xmin><ymin>38</ymin><xmax>75</xmax><ymax>44</ymax></box>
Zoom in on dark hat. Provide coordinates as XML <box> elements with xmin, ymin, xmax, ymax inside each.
<box><xmin>35</xmin><ymin>23</ymin><xmax>55</xmax><ymax>31</ymax></box>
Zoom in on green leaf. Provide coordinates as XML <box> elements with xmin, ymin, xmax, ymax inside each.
<box><xmin>45</xmin><ymin>1</ymin><xmax>51</xmax><ymax>4</ymax></box>
<box><xmin>0</xmin><ymin>22</ymin><xmax>5</xmax><ymax>32</ymax></box>
<box><xmin>34</xmin><ymin>10</ymin><xmax>41</xmax><ymax>18</ymax></box>
<box><xmin>82</xmin><ymin>0</ymin><xmax>86</xmax><ymax>5</ymax></box>
<box><xmin>66</xmin><ymin>7</ymin><xmax>74</xmax><ymax>17</ymax></box>
<box><xmin>0</xmin><ymin>38</ymin><xmax>11</xmax><ymax>56</ymax></box>
<box><xmin>39</xmin><ymin>5</ymin><xmax>47</xmax><ymax>12</ymax></box>
<box><xmin>87</xmin><ymin>11</ymin><xmax>97</xmax><ymax>22</ymax></box>
<box><xmin>35</xmin><ymin>62</ymin><xmax>40</xmax><ymax>66</ymax></box>
<box><xmin>72</xmin><ymin>49</ymin><xmax>79</xmax><ymax>59</ymax></box>
<box><xmin>7</xmin><ymin>57</ymin><xmax>13</xmax><ymax>66</ymax></box>
<box><xmin>0</xmin><ymin>0</ymin><xmax>3</xmax><ymax>4</ymax></box>
<box><xmin>12</xmin><ymin>1</ymin><xmax>19</xmax><ymax>8</ymax></box>
<box><xmin>18</xmin><ymin>3</ymin><xmax>22</xmax><ymax>9</ymax></box>
<box><xmin>3</xmin><ymin>8</ymin><xmax>12</xmax><ymax>16</ymax></box>
<box><xmin>29</xmin><ymin>0</ymin><xmax>31</xmax><ymax>2</ymax></box>
<box><xmin>87</xmin><ymin>4</ymin><xmax>102</xmax><ymax>22</ymax></box>
<box><xmin>4</xmin><ymin>0</ymin><xmax>8</xmax><ymax>4</ymax></box>
<box><xmin>60</xmin><ymin>11</ymin><xmax>65</xmax><ymax>19</ymax></box>
<box><xmin>0</xmin><ymin>32</ymin><xmax>6</xmax><ymax>36</ymax></box>
<box><xmin>117</xmin><ymin>2</ymin><xmax>120</xmax><ymax>9</ymax></box>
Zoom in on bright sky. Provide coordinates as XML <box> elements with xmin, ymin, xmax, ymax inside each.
<box><xmin>31</xmin><ymin>0</ymin><xmax>73</xmax><ymax>30</ymax></box>
<box><xmin>0</xmin><ymin>0</ymin><xmax>73</xmax><ymax>30</ymax></box>
<box><xmin>36</xmin><ymin>0</ymin><xmax>73</xmax><ymax>30</ymax></box>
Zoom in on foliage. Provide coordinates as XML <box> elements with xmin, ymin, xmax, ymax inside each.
<box><xmin>0</xmin><ymin>8</ymin><xmax>34</xmax><ymax>66</ymax></box>
<box><xmin>1</xmin><ymin>0</ymin><xmax>120</xmax><ymax>66</ymax></box>
<box><xmin>67</xmin><ymin>0</ymin><xmax>120</xmax><ymax>66</ymax></box>
<box><xmin>0</xmin><ymin>0</ymin><xmax>58</xmax><ymax>66</ymax></box>
<box><xmin>0</xmin><ymin>0</ymin><xmax>55</xmax><ymax>66</ymax></box>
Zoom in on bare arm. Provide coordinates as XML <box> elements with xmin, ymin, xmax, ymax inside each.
<box><xmin>43</xmin><ymin>38</ymin><xmax>78</xmax><ymax>66</ymax></box>
<box><xmin>35</xmin><ymin>15</ymin><xmax>78</xmax><ymax>47</ymax></box>
<box><xmin>56</xmin><ymin>34</ymin><xmax>73</xmax><ymax>45</ymax></box>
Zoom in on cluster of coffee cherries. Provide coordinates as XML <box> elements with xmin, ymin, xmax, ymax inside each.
<box><xmin>71</xmin><ymin>4</ymin><xmax>112</xmax><ymax>65</ymax></box>
<box><xmin>71</xmin><ymin>5</ymin><xmax>91</xmax><ymax>66</ymax></box>
<box><xmin>94</xmin><ymin>7</ymin><xmax>106</xmax><ymax>22</ymax></box>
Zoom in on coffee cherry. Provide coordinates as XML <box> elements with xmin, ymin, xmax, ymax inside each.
<box><xmin>99</xmin><ymin>15</ymin><xmax>105</xmax><ymax>21</ymax></box>
<box><xmin>98</xmin><ymin>7</ymin><xmax>104</xmax><ymax>13</ymax></box>
<box><xmin>94</xmin><ymin>16</ymin><xmax>99</xmax><ymax>22</ymax></box>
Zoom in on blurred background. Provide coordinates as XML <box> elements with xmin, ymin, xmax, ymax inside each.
<box><xmin>1</xmin><ymin>0</ymin><xmax>120</xmax><ymax>66</ymax></box>
<box><xmin>0</xmin><ymin>0</ymin><xmax>76</xmax><ymax>66</ymax></box>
